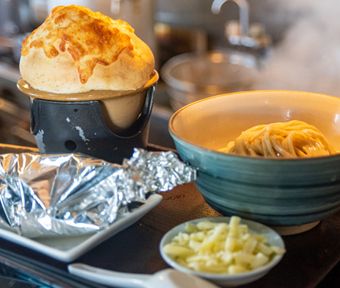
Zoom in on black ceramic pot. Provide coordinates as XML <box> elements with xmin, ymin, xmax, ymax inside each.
<box><xmin>18</xmin><ymin>72</ymin><xmax>158</xmax><ymax>164</ymax></box>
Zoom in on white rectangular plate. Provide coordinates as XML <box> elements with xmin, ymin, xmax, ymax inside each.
<box><xmin>0</xmin><ymin>194</ymin><xmax>162</xmax><ymax>262</ymax></box>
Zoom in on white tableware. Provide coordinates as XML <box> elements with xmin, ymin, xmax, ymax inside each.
<box><xmin>0</xmin><ymin>194</ymin><xmax>162</xmax><ymax>262</ymax></box>
<box><xmin>68</xmin><ymin>263</ymin><xmax>220</xmax><ymax>288</ymax></box>
<box><xmin>160</xmin><ymin>216</ymin><xmax>285</xmax><ymax>287</ymax></box>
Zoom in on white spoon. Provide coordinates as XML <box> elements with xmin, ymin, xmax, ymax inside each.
<box><xmin>68</xmin><ymin>263</ymin><xmax>220</xmax><ymax>288</ymax></box>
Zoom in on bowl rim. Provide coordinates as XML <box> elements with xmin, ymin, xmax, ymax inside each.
<box><xmin>168</xmin><ymin>90</ymin><xmax>340</xmax><ymax>163</ymax></box>
<box><xmin>17</xmin><ymin>70</ymin><xmax>159</xmax><ymax>101</ymax></box>
<box><xmin>159</xmin><ymin>216</ymin><xmax>285</xmax><ymax>281</ymax></box>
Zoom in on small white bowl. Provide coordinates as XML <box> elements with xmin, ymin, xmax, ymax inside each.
<box><xmin>159</xmin><ymin>217</ymin><xmax>285</xmax><ymax>287</ymax></box>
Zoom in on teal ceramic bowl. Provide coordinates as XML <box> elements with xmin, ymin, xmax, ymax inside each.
<box><xmin>169</xmin><ymin>90</ymin><xmax>340</xmax><ymax>230</ymax></box>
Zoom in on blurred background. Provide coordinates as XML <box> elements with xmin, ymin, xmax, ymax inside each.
<box><xmin>0</xmin><ymin>0</ymin><xmax>338</xmax><ymax>149</ymax></box>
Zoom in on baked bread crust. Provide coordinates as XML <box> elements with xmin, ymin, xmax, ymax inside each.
<box><xmin>19</xmin><ymin>5</ymin><xmax>155</xmax><ymax>93</ymax></box>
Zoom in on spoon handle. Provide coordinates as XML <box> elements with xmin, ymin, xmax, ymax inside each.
<box><xmin>68</xmin><ymin>263</ymin><xmax>149</xmax><ymax>288</ymax></box>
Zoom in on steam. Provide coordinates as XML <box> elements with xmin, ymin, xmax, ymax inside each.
<box><xmin>253</xmin><ymin>1</ymin><xmax>340</xmax><ymax>97</ymax></box>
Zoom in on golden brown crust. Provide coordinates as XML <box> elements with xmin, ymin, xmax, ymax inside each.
<box><xmin>20</xmin><ymin>5</ymin><xmax>155</xmax><ymax>93</ymax></box>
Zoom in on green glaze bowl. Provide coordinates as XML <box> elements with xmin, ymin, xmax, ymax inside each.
<box><xmin>169</xmin><ymin>90</ymin><xmax>340</xmax><ymax>232</ymax></box>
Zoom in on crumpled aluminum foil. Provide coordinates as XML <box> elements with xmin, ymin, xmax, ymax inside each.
<box><xmin>0</xmin><ymin>149</ymin><xmax>196</xmax><ymax>238</ymax></box>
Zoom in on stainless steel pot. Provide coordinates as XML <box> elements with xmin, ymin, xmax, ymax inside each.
<box><xmin>161</xmin><ymin>50</ymin><xmax>260</xmax><ymax>110</ymax></box>
<box><xmin>0</xmin><ymin>0</ymin><xmax>34</xmax><ymax>37</ymax></box>
<box><xmin>0</xmin><ymin>0</ymin><xmax>38</xmax><ymax>63</ymax></box>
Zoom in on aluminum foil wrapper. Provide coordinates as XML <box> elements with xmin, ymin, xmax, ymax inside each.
<box><xmin>0</xmin><ymin>149</ymin><xmax>196</xmax><ymax>238</ymax></box>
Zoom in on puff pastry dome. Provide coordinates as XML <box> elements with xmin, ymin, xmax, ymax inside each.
<box><xmin>19</xmin><ymin>5</ymin><xmax>155</xmax><ymax>93</ymax></box>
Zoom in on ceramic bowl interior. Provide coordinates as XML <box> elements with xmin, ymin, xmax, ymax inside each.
<box><xmin>169</xmin><ymin>90</ymin><xmax>340</xmax><ymax>228</ymax></box>
<box><xmin>160</xmin><ymin>216</ymin><xmax>285</xmax><ymax>287</ymax></box>
<box><xmin>170</xmin><ymin>90</ymin><xmax>340</xmax><ymax>151</ymax></box>
<box><xmin>99</xmin><ymin>71</ymin><xmax>158</xmax><ymax>132</ymax></box>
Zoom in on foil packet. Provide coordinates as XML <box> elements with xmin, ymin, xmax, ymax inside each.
<box><xmin>0</xmin><ymin>149</ymin><xmax>196</xmax><ymax>238</ymax></box>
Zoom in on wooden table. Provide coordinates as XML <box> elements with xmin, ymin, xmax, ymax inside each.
<box><xmin>0</xmin><ymin>144</ymin><xmax>340</xmax><ymax>287</ymax></box>
<box><xmin>0</xmin><ymin>182</ymin><xmax>339</xmax><ymax>287</ymax></box>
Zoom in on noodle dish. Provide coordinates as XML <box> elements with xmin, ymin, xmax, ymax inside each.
<box><xmin>169</xmin><ymin>90</ymin><xmax>340</xmax><ymax>233</ymax></box>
